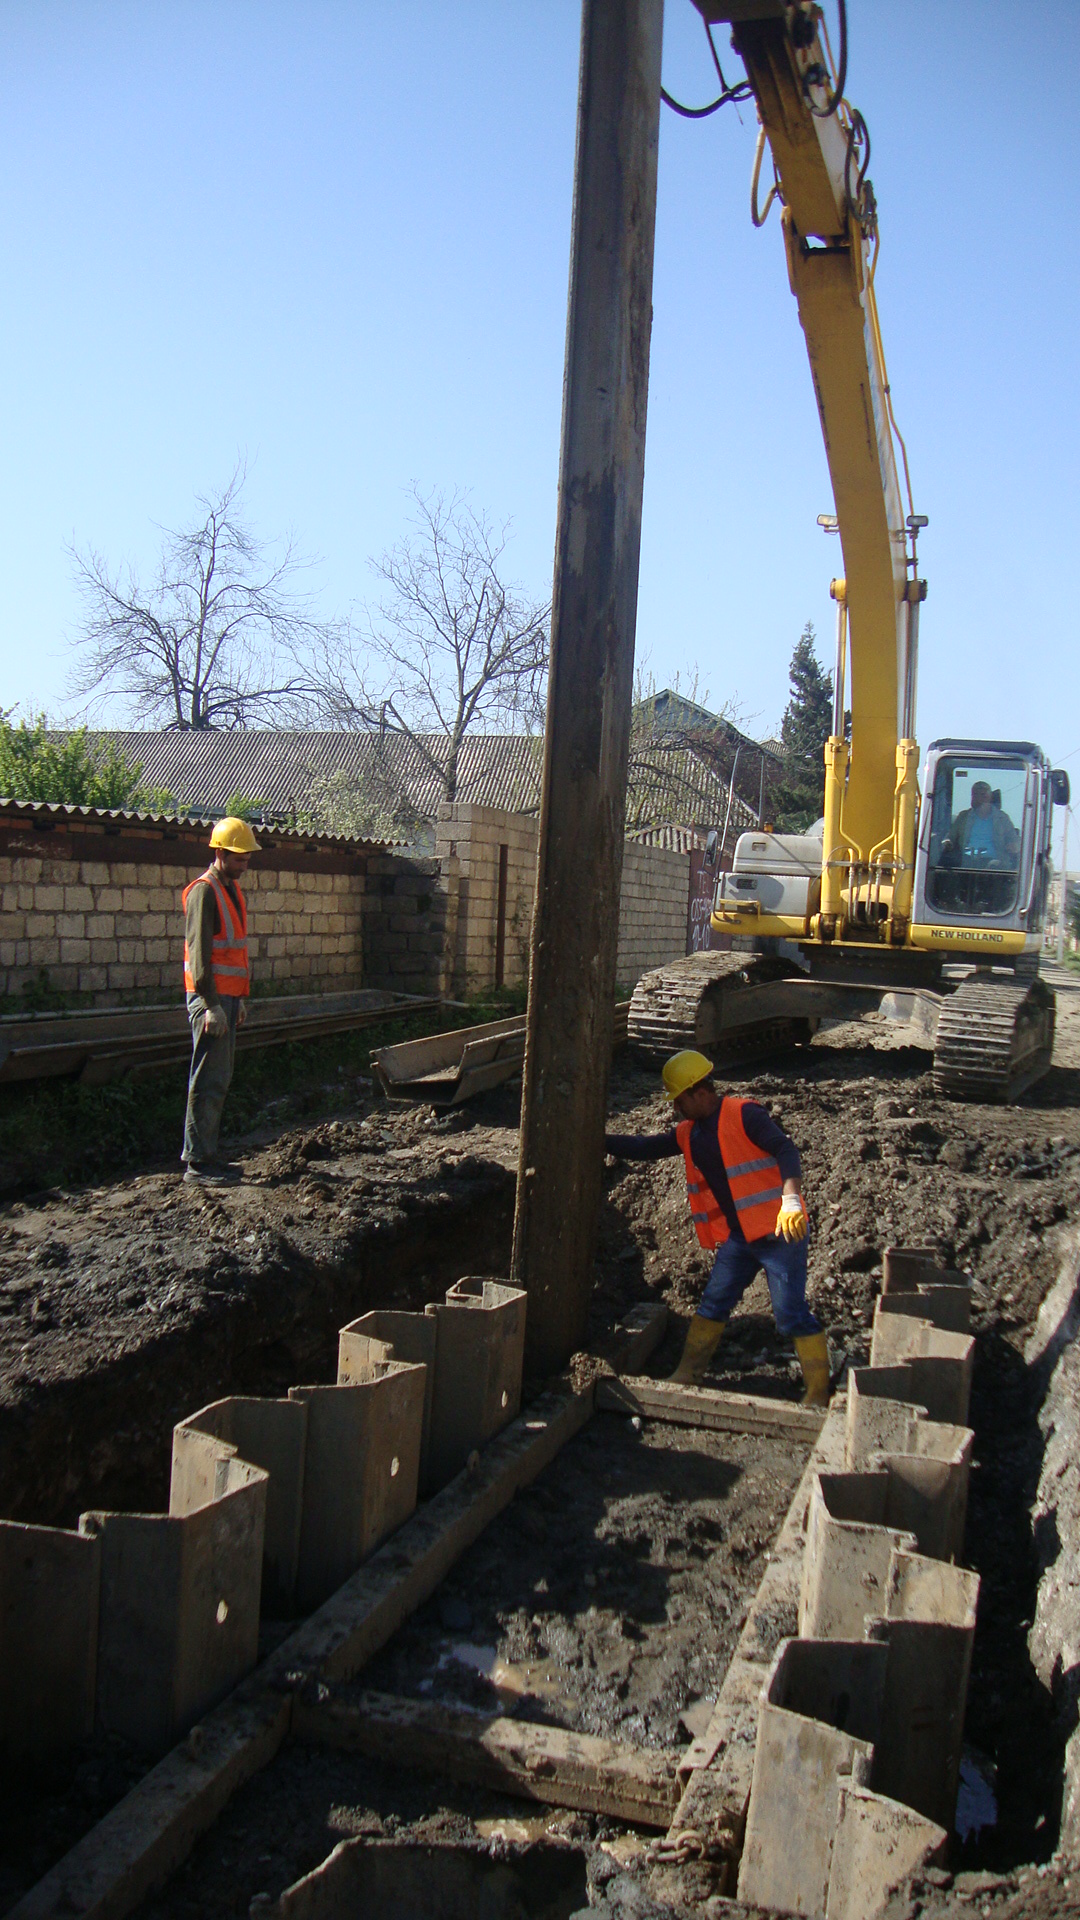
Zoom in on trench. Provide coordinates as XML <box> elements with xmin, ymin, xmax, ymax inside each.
<box><xmin>3</xmin><ymin>1031</ymin><xmax>1079</xmax><ymax>1917</ymax></box>
<box><xmin>0</xmin><ymin>1182</ymin><xmax>515</xmax><ymax>1531</ymax></box>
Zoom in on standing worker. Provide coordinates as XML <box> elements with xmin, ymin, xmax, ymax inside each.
<box><xmin>605</xmin><ymin>1050</ymin><xmax>829</xmax><ymax>1405</ymax></box>
<box><xmin>180</xmin><ymin>817</ymin><xmax>258</xmax><ymax>1186</ymax></box>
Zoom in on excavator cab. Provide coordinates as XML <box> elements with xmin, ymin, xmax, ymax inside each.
<box><xmin>911</xmin><ymin>741</ymin><xmax>1066</xmax><ymax>955</ymax></box>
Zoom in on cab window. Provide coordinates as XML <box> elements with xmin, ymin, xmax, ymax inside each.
<box><xmin>926</xmin><ymin>759</ymin><xmax>1026</xmax><ymax>917</ymax></box>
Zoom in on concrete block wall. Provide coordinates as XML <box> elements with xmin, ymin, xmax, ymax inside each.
<box><xmin>433</xmin><ymin>803</ymin><xmax>539</xmax><ymax>995</ymax></box>
<box><xmin>0</xmin><ymin>812</ymin><xmax>368</xmax><ymax>1008</ymax></box>
<box><xmin>429</xmin><ymin>801</ymin><xmax>692</xmax><ymax>997</ymax></box>
<box><xmin>615</xmin><ymin>840</ymin><xmax>693</xmax><ymax>990</ymax></box>
<box><xmin>0</xmin><ymin>799</ymin><xmax>693</xmax><ymax>1009</ymax></box>
<box><xmin>245</xmin><ymin>866</ymin><xmax>365</xmax><ymax>994</ymax></box>
<box><xmin>737</xmin><ymin>1249</ymin><xmax>981</xmax><ymax>1919</ymax></box>
<box><xmin>356</xmin><ymin>851</ymin><xmax>450</xmax><ymax>996</ymax></box>
<box><xmin>0</xmin><ymin>1280</ymin><xmax>527</xmax><ymax>1762</ymax></box>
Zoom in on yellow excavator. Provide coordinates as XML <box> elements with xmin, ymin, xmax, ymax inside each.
<box><xmin>629</xmin><ymin>0</ymin><xmax>1069</xmax><ymax>1103</ymax></box>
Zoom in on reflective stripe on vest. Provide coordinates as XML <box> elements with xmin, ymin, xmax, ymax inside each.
<box><xmin>676</xmin><ymin>1098</ymin><xmax>785</xmax><ymax>1248</ymax></box>
<box><xmin>181</xmin><ymin>867</ymin><xmax>250</xmax><ymax>998</ymax></box>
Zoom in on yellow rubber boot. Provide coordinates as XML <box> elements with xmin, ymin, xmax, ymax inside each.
<box><xmin>670</xmin><ymin>1315</ymin><xmax>725</xmax><ymax>1385</ymax></box>
<box><xmin>795</xmin><ymin>1332</ymin><xmax>831</xmax><ymax>1407</ymax></box>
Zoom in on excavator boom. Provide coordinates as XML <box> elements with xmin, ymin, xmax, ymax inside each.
<box><xmin>627</xmin><ymin>4</ymin><xmax>1069</xmax><ymax>1102</ymax></box>
<box><xmin>721</xmin><ymin>3</ymin><xmax>911</xmax><ymax>862</ymax></box>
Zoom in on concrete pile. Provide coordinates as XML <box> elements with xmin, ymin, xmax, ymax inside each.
<box><xmin>737</xmin><ymin>1247</ymin><xmax>979</xmax><ymax>1919</ymax></box>
<box><xmin>0</xmin><ymin>1278</ymin><xmax>526</xmax><ymax>1760</ymax></box>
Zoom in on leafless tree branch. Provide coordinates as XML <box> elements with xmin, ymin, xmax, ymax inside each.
<box><xmin>305</xmin><ymin>487</ymin><xmax>549</xmax><ymax>802</ymax></box>
<box><xmin>67</xmin><ymin>466</ymin><xmax>328</xmax><ymax>730</ymax></box>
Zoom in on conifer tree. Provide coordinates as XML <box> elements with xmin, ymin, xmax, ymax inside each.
<box><xmin>771</xmin><ymin>622</ymin><xmax>834</xmax><ymax>831</ymax></box>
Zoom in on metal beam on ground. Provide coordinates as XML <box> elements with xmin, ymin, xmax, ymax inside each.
<box><xmin>513</xmin><ymin>0</ymin><xmax>664</xmax><ymax>1374</ymax></box>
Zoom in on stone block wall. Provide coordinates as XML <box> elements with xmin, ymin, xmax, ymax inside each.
<box><xmin>434</xmin><ymin>803</ymin><xmax>539</xmax><ymax>995</ymax></box>
<box><xmin>0</xmin><ymin>811</ymin><xmax>367</xmax><ymax>1008</ymax></box>
<box><xmin>356</xmin><ymin>851</ymin><xmax>449</xmax><ymax>995</ymax></box>
<box><xmin>0</xmin><ymin>797</ymin><xmax>694</xmax><ymax>1011</ymax></box>
<box><xmin>615</xmin><ymin>840</ymin><xmax>694</xmax><ymax>989</ymax></box>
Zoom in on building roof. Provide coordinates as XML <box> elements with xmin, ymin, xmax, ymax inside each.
<box><xmin>82</xmin><ymin>729</ymin><xmax>545</xmax><ymax>825</ymax></box>
<box><xmin>0</xmin><ymin>794</ymin><xmax>383</xmax><ymax>851</ymax></box>
<box><xmin>74</xmin><ymin>713</ymin><xmax>775</xmax><ymax>841</ymax></box>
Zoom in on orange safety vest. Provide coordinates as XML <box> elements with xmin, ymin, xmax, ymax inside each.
<box><xmin>676</xmin><ymin>1100</ymin><xmax>785</xmax><ymax>1248</ymax></box>
<box><xmin>181</xmin><ymin>867</ymin><xmax>250</xmax><ymax>998</ymax></box>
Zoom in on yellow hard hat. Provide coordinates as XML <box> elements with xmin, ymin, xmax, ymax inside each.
<box><xmin>662</xmin><ymin>1050</ymin><xmax>715</xmax><ymax>1100</ymax></box>
<box><xmin>209</xmin><ymin>815</ymin><xmax>259</xmax><ymax>854</ymax></box>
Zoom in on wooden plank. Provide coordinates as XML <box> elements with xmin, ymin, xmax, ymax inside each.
<box><xmin>511</xmin><ymin>0</ymin><xmax>664</xmax><ymax>1374</ymax></box>
<box><xmin>294</xmin><ymin>1688</ymin><xmax>679</xmax><ymax>1828</ymax></box>
<box><xmin>9</xmin><ymin>1690</ymin><xmax>290</xmax><ymax>1920</ymax></box>
<box><xmin>11</xmin><ymin>1386</ymin><xmax>594</xmax><ymax>1920</ymax></box>
<box><xmin>595</xmin><ymin>1302</ymin><xmax>669</xmax><ymax>1377</ymax></box>
<box><xmin>596</xmin><ymin>1376</ymin><xmax>825</xmax><ymax>1440</ymax></box>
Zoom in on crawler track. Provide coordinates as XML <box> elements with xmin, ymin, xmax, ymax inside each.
<box><xmin>932</xmin><ymin>973</ymin><xmax>1055</xmax><ymax>1103</ymax></box>
<box><xmin>627</xmin><ymin>951</ymin><xmax>812</xmax><ymax>1064</ymax></box>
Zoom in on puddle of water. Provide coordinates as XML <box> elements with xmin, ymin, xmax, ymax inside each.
<box><xmin>436</xmin><ymin>1641</ymin><xmax>573</xmax><ymax>1711</ymax></box>
<box><xmin>955</xmin><ymin>1746</ymin><xmax>998</xmax><ymax>1842</ymax></box>
<box><xmin>600</xmin><ymin>1835</ymin><xmax>651</xmax><ymax>1865</ymax></box>
<box><xmin>474</xmin><ymin>1815</ymin><xmax>559</xmax><ymax>1844</ymax></box>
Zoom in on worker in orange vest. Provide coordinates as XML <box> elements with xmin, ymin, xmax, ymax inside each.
<box><xmin>181</xmin><ymin>816</ymin><xmax>258</xmax><ymax>1186</ymax></box>
<box><xmin>605</xmin><ymin>1049</ymin><xmax>829</xmax><ymax>1405</ymax></box>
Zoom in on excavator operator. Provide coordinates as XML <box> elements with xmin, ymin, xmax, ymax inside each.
<box><xmin>605</xmin><ymin>1051</ymin><xmax>829</xmax><ymax>1406</ymax></box>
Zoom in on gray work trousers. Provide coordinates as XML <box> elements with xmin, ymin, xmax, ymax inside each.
<box><xmin>182</xmin><ymin>994</ymin><xmax>240</xmax><ymax>1166</ymax></box>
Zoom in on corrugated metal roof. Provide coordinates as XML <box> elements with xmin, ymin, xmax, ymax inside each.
<box><xmin>0</xmin><ymin>794</ymin><xmax>383</xmax><ymax>851</ymax></box>
<box><xmin>71</xmin><ymin>725</ymin><xmax>768</xmax><ymax>836</ymax></box>
<box><xmin>626</xmin><ymin>824</ymin><xmax>707</xmax><ymax>852</ymax></box>
<box><xmin>624</xmin><ymin>741</ymin><xmax>760</xmax><ymax>837</ymax></box>
<box><xmin>81</xmin><ymin>730</ymin><xmax>546</xmax><ymax>823</ymax></box>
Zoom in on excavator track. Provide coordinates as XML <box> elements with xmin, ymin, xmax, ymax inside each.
<box><xmin>627</xmin><ymin>951</ymin><xmax>814</xmax><ymax>1065</ymax></box>
<box><xmin>932</xmin><ymin>973</ymin><xmax>1055</xmax><ymax>1104</ymax></box>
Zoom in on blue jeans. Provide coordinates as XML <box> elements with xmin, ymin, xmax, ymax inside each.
<box><xmin>698</xmin><ymin>1233</ymin><xmax>821</xmax><ymax>1338</ymax></box>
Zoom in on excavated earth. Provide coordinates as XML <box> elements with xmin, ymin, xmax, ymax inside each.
<box><xmin>2</xmin><ymin>969</ymin><xmax>1079</xmax><ymax>1917</ymax></box>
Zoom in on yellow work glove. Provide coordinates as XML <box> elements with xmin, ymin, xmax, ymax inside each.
<box><xmin>776</xmin><ymin>1194</ymin><xmax>808</xmax><ymax>1242</ymax></box>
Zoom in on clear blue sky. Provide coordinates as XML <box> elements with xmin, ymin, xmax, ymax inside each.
<box><xmin>1</xmin><ymin>3</ymin><xmax>1077</xmax><ymax>785</ymax></box>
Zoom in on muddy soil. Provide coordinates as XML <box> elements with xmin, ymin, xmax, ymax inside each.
<box><xmin>361</xmin><ymin>1411</ymin><xmax>806</xmax><ymax>1750</ymax></box>
<box><xmin>0</xmin><ymin>1108</ymin><xmax>518</xmax><ymax>1524</ymax></box>
<box><xmin>3</xmin><ymin>969</ymin><xmax>1080</xmax><ymax>1912</ymax></box>
<box><xmin>123</xmin><ymin>1412</ymin><xmax>806</xmax><ymax>1920</ymax></box>
<box><xmin>134</xmin><ymin>1745</ymin><xmax>618</xmax><ymax>1920</ymax></box>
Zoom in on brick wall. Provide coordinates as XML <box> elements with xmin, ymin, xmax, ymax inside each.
<box><xmin>356</xmin><ymin>851</ymin><xmax>449</xmax><ymax>995</ymax></box>
<box><xmin>0</xmin><ymin>813</ymin><xmax>367</xmax><ymax>1008</ymax></box>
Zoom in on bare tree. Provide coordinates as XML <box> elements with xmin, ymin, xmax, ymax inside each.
<box><xmin>626</xmin><ymin>666</ymin><xmax>775</xmax><ymax>841</ymax></box>
<box><xmin>311</xmin><ymin>489</ymin><xmax>549</xmax><ymax>802</ymax></box>
<box><xmin>68</xmin><ymin>470</ymin><xmax>326</xmax><ymax>730</ymax></box>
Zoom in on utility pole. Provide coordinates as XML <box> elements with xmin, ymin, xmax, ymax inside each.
<box><xmin>1057</xmin><ymin>808</ymin><xmax>1070</xmax><ymax>964</ymax></box>
<box><xmin>512</xmin><ymin>0</ymin><xmax>663</xmax><ymax>1374</ymax></box>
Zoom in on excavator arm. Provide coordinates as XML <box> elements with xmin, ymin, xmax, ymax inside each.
<box><xmin>628</xmin><ymin>5</ymin><xmax>1064</xmax><ymax>1104</ymax></box>
<box><xmin>700</xmin><ymin>1</ymin><xmax>922</xmax><ymax>935</ymax></box>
